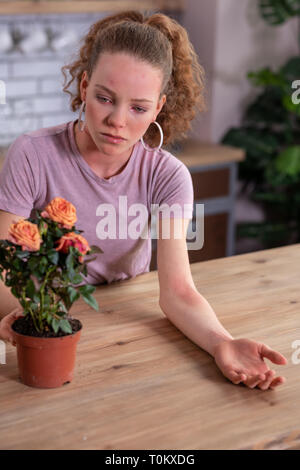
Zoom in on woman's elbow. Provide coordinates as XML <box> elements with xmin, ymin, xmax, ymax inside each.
<box><xmin>159</xmin><ymin>282</ymin><xmax>203</xmax><ymax>309</ymax></box>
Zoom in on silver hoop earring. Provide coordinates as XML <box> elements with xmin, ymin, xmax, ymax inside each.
<box><xmin>140</xmin><ymin>121</ymin><xmax>163</xmax><ymax>152</ymax></box>
<box><xmin>78</xmin><ymin>101</ymin><xmax>86</xmax><ymax>132</ymax></box>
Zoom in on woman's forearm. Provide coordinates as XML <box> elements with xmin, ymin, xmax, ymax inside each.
<box><xmin>159</xmin><ymin>287</ymin><xmax>234</xmax><ymax>358</ymax></box>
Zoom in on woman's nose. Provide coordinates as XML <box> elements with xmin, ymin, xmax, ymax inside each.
<box><xmin>106</xmin><ymin>106</ymin><xmax>126</xmax><ymax>128</ymax></box>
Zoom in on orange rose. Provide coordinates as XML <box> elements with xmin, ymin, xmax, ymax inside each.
<box><xmin>8</xmin><ymin>220</ymin><xmax>42</xmax><ymax>251</ymax></box>
<box><xmin>41</xmin><ymin>197</ymin><xmax>77</xmax><ymax>229</ymax></box>
<box><xmin>55</xmin><ymin>232</ymin><xmax>90</xmax><ymax>262</ymax></box>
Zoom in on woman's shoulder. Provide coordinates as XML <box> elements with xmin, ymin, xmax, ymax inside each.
<box><xmin>137</xmin><ymin>141</ymin><xmax>188</xmax><ymax>173</ymax></box>
<box><xmin>13</xmin><ymin>120</ymin><xmax>72</xmax><ymax>152</ymax></box>
<box><xmin>23</xmin><ymin>120</ymin><xmax>71</xmax><ymax>140</ymax></box>
<box><xmin>4</xmin><ymin>121</ymin><xmax>73</xmax><ymax>167</ymax></box>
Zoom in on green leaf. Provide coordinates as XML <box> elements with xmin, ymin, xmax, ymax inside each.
<box><xmin>66</xmin><ymin>252</ymin><xmax>75</xmax><ymax>271</ymax></box>
<box><xmin>247</xmin><ymin>68</ymin><xmax>286</xmax><ymax>89</ymax></box>
<box><xmin>84</xmin><ymin>256</ymin><xmax>98</xmax><ymax>264</ymax></box>
<box><xmin>282</xmin><ymin>94</ymin><xmax>300</xmax><ymax>115</ymax></box>
<box><xmin>222</xmin><ymin>127</ymin><xmax>278</xmax><ymax>159</ymax></box>
<box><xmin>67</xmin><ymin>286</ymin><xmax>80</xmax><ymax>303</ymax></box>
<box><xmin>56</xmin><ymin>311</ymin><xmax>65</xmax><ymax>318</ymax></box>
<box><xmin>265</xmin><ymin>162</ymin><xmax>289</xmax><ymax>186</ymax></box>
<box><xmin>252</xmin><ymin>192</ymin><xmax>288</xmax><ymax>204</ymax></box>
<box><xmin>11</xmin><ymin>286</ymin><xmax>19</xmax><ymax>298</ymax></box>
<box><xmin>237</xmin><ymin>221</ymin><xmax>288</xmax><ymax>240</ymax></box>
<box><xmin>51</xmin><ymin>318</ymin><xmax>60</xmax><ymax>334</ymax></box>
<box><xmin>15</xmin><ymin>250</ymin><xmax>30</xmax><ymax>259</ymax></box>
<box><xmin>70</xmin><ymin>272</ymin><xmax>83</xmax><ymax>284</ymax></box>
<box><xmin>275</xmin><ymin>146</ymin><xmax>300</xmax><ymax>176</ymax></box>
<box><xmin>281</xmin><ymin>56</ymin><xmax>300</xmax><ymax>83</ymax></box>
<box><xmin>259</xmin><ymin>0</ymin><xmax>300</xmax><ymax>25</ymax></box>
<box><xmin>244</xmin><ymin>88</ymin><xmax>288</xmax><ymax>125</ymax></box>
<box><xmin>12</xmin><ymin>258</ymin><xmax>22</xmax><ymax>270</ymax></box>
<box><xmin>89</xmin><ymin>245</ymin><xmax>104</xmax><ymax>254</ymax></box>
<box><xmin>48</xmin><ymin>250</ymin><xmax>59</xmax><ymax>265</ymax></box>
<box><xmin>28</xmin><ymin>257</ymin><xmax>40</xmax><ymax>270</ymax></box>
<box><xmin>78</xmin><ymin>284</ymin><xmax>96</xmax><ymax>296</ymax></box>
<box><xmin>39</xmin><ymin>256</ymin><xmax>48</xmax><ymax>273</ymax></box>
<box><xmin>29</xmin><ymin>302</ymin><xmax>39</xmax><ymax>312</ymax></box>
<box><xmin>82</xmin><ymin>293</ymin><xmax>99</xmax><ymax>312</ymax></box>
<box><xmin>26</xmin><ymin>279</ymin><xmax>36</xmax><ymax>299</ymax></box>
<box><xmin>59</xmin><ymin>319</ymin><xmax>72</xmax><ymax>334</ymax></box>
<box><xmin>54</xmin><ymin>227</ymin><xmax>64</xmax><ymax>238</ymax></box>
<box><xmin>43</xmin><ymin>294</ymin><xmax>51</xmax><ymax>309</ymax></box>
<box><xmin>81</xmin><ymin>264</ymin><xmax>88</xmax><ymax>276</ymax></box>
<box><xmin>58</xmin><ymin>301</ymin><xmax>68</xmax><ymax>313</ymax></box>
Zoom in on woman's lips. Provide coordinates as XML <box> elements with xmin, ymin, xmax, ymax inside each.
<box><xmin>101</xmin><ymin>133</ymin><xmax>126</xmax><ymax>143</ymax></box>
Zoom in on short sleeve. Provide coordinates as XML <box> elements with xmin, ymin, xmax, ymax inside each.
<box><xmin>151</xmin><ymin>154</ymin><xmax>194</xmax><ymax>220</ymax></box>
<box><xmin>0</xmin><ymin>135</ymin><xmax>39</xmax><ymax>217</ymax></box>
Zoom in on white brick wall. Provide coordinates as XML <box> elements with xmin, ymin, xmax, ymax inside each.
<box><xmin>0</xmin><ymin>63</ymin><xmax>9</xmax><ymax>79</ymax></box>
<box><xmin>6</xmin><ymin>79</ymin><xmax>37</xmax><ymax>98</ymax></box>
<box><xmin>0</xmin><ymin>12</ymin><xmax>106</xmax><ymax>146</ymax></box>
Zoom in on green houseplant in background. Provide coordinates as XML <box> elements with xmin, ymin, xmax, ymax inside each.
<box><xmin>222</xmin><ymin>0</ymin><xmax>300</xmax><ymax>248</ymax></box>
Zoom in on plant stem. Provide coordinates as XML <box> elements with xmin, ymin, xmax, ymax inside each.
<box><xmin>21</xmin><ymin>289</ymin><xmax>40</xmax><ymax>332</ymax></box>
<box><xmin>39</xmin><ymin>265</ymin><xmax>57</xmax><ymax>330</ymax></box>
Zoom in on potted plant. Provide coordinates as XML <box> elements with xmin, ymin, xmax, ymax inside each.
<box><xmin>0</xmin><ymin>197</ymin><xmax>103</xmax><ymax>389</ymax></box>
<box><xmin>221</xmin><ymin>0</ymin><xmax>300</xmax><ymax>249</ymax></box>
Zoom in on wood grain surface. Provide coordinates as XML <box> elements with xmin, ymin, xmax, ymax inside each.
<box><xmin>0</xmin><ymin>243</ymin><xmax>299</xmax><ymax>450</ymax></box>
<box><xmin>174</xmin><ymin>139</ymin><xmax>245</xmax><ymax>168</ymax></box>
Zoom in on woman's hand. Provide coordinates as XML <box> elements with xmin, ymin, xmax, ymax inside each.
<box><xmin>213</xmin><ymin>338</ymin><xmax>288</xmax><ymax>390</ymax></box>
<box><xmin>0</xmin><ymin>308</ymin><xmax>24</xmax><ymax>346</ymax></box>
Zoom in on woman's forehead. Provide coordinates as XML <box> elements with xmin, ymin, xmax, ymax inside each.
<box><xmin>92</xmin><ymin>52</ymin><xmax>163</xmax><ymax>96</ymax></box>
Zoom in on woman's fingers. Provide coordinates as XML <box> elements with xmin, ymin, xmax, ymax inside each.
<box><xmin>226</xmin><ymin>368</ymin><xmax>287</xmax><ymax>390</ymax></box>
<box><xmin>239</xmin><ymin>370</ymin><xmax>286</xmax><ymax>390</ymax></box>
<box><xmin>244</xmin><ymin>373</ymin><xmax>266</xmax><ymax>389</ymax></box>
<box><xmin>257</xmin><ymin>370</ymin><xmax>276</xmax><ymax>390</ymax></box>
<box><xmin>260</xmin><ymin>344</ymin><xmax>288</xmax><ymax>365</ymax></box>
<box><xmin>229</xmin><ymin>371</ymin><xmax>247</xmax><ymax>384</ymax></box>
<box><xmin>229</xmin><ymin>371</ymin><xmax>265</xmax><ymax>387</ymax></box>
<box><xmin>270</xmin><ymin>376</ymin><xmax>286</xmax><ymax>389</ymax></box>
<box><xmin>0</xmin><ymin>308</ymin><xmax>24</xmax><ymax>345</ymax></box>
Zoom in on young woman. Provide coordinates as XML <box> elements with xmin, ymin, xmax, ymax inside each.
<box><xmin>0</xmin><ymin>10</ymin><xmax>287</xmax><ymax>389</ymax></box>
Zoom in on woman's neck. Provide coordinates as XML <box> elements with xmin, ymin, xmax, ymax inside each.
<box><xmin>73</xmin><ymin>120</ymin><xmax>133</xmax><ymax>179</ymax></box>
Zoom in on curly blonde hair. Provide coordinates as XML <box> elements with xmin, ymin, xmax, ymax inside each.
<box><xmin>62</xmin><ymin>10</ymin><xmax>206</xmax><ymax>148</ymax></box>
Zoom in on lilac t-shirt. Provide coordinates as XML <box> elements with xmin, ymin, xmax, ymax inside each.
<box><xmin>0</xmin><ymin>120</ymin><xmax>194</xmax><ymax>285</ymax></box>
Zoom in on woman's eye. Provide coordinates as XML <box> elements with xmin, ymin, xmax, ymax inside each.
<box><xmin>96</xmin><ymin>96</ymin><xmax>146</xmax><ymax>113</ymax></box>
<box><xmin>96</xmin><ymin>95</ymin><xmax>110</xmax><ymax>103</ymax></box>
<box><xmin>134</xmin><ymin>106</ymin><xmax>147</xmax><ymax>113</ymax></box>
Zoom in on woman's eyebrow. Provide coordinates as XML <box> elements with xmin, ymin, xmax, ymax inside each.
<box><xmin>95</xmin><ymin>84</ymin><xmax>153</xmax><ymax>103</ymax></box>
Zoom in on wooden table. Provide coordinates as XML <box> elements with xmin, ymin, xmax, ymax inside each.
<box><xmin>0</xmin><ymin>243</ymin><xmax>299</xmax><ymax>450</ymax></box>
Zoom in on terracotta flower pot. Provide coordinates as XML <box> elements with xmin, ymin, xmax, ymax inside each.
<box><xmin>12</xmin><ymin>322</ymin><xmax>82</xmax><ymax>389</ymax></box>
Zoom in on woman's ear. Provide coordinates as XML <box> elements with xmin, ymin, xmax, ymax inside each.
<box><xmin>80</xmin><ymin>71</ymin><xmax>89</xmax><ymax>101</ymax></box>
<box><xmin>154</xmin><ymin>94</ymin><xmax>166</xmax><ymax>119</ymax></box>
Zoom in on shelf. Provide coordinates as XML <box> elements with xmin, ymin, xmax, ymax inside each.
<box><xmin>173</xmin><ymin>139</ymin><xmax>246</xmax><ymax>168</ymax></box>
<box><xmin>0</xmin><ymin>0</ymin><xmax>185</xmax><ymax>15</ymax></box>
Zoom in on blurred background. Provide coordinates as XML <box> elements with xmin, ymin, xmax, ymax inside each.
<box><xmin>0</xmin><ymin>0</ymin><xmax>299</xmax><ymax>265</ymax></box>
